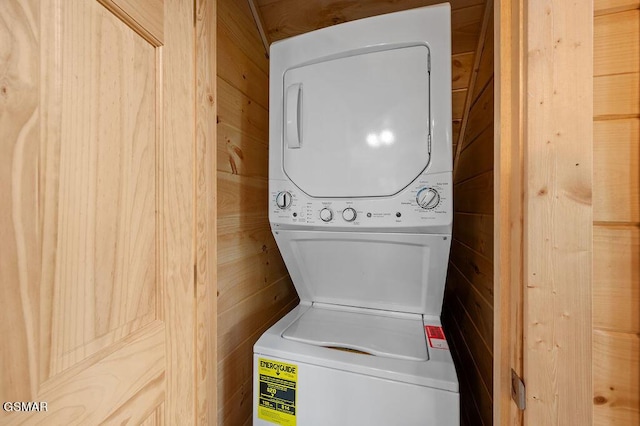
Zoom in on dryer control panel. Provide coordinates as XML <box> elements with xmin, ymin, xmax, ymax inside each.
<box><xmin>270</xmin><ymin>171</ymin><xmax>452</xmax><ymax>233</ymax></box>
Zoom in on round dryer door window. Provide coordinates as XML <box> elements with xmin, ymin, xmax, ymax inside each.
<box><xmin>282</xmin><ymin>45</ymin><xmax>432</xmax><ymax>198</ymax></box>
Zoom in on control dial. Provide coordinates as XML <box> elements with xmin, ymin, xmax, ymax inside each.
<box><xmin>275</xmin><ymin>191</ymin><xmax>292</xmax><ymax>209</ymax></box>
<box><xmin>342</xmin><ymin>207</ymin><xmax>357</xmax><ymax>222</ymax></box>
<box><xmin>320</xmin><ymin>208</ymin><xmax>333</xmax><ymax>222</ymax></box>
<box><xmin>416</xmin><ymin>187</ymin><xmax>440</xmax><ymax>210</ymax></box>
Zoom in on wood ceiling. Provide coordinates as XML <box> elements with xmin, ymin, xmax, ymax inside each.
<box><xmin>254</xmin><ymin>0</ymin><xmax>491</xmax><ymax>149</ymax></box>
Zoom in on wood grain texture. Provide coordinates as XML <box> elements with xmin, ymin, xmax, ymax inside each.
<box><xmin>98</xmin><ymin>0</ymin><xmax>163</xmax><ymax>45</ymax></box>
<box><xmin>594</xmin><ymin>73</ymin><xmax>640</xmax><ymax>120</ymax></box>
<box><xmin>449</xmin><ymin>239</ymin><xmax>494</xmax><ymax>306</ymax></box>
<box><xmin>444</xmin><ymin>300</ymin><xmax>493</xmax><ymax>425</ymax></box>
<box><xmin>453</xmin><ymin>89</ymin><xmax>468</xmax><ymax>120</ymax></box>
<box><xmin>594</xmin><ymin>10</ymin><xmax>639</xmax><ymax>77</ymax></box>
<box><xmin>456</xmin><ymin>125</ymin><xmax>494</xmax><ymax>183</ymax></box>
<box><xmin>593</xmin><ymin>329</ymin><xmax>640</xmax><ymax>425</ymax></box>
<box><xmin>596</xmin><ymin>0</ymin><xmax>640</xmax><ymax>14</ymax></box>
<box><xmin>217</xmin><ymin>123</ymin><xmax>269</xmax><ymax>178</ymax></box>
<box><xmin>452</xmin><ymin>52</ymin><xmax>475</xmax><ymax>90</ymax></box>
<box><xmin>219</xmin><ymin>0</ymin><xmax>268</xmax><ymax>73</ymax></box>
<box><xmin>445</xmin><ymin>2</ymin><xmax>495</xmax><ymax>421</ymax></box>
<box><xmin>593</xmin><ymin>7</ymin><xmax>640</xmax><ymax>424</ymax></box>
<box><xmin>453</xmin><ymin>0</ymin><xmax>492</xmax><ymax>170</ymax></box>
<box><xmin>594</xmin><ymin>119</ymin><xmax>639</xmax><ymax>223</ymax></box>
<box><xmin>454</xmin><ymin>171</ymin><xmax>494</xmax><ymax>215</ymax></box>
<box><xmin>217</xmin><ymin>22</ymin><xmax>269</xmax><ymax>109</ymax></box>
<box><xmin>1</xmin><ymin>0</ymin><xmax>198</xmax><ymax>423</ymax></box>
<box><xmin>494</xmin><ymin>0</ymin><xmax>524</xmax><ymax>424</ymax></box>
<box><xmin>593</xmin><ymin>225</ymin><xmax>640</xmax><ymax>334</ymax></box>
<box><xmin>195</xmin><ymin>0</ymin><xmax>217</xmax><ymax>423</ymax></box>
<box><xmin>524</xmin><ymin>0</ymin><xmax>593</xmax><ymax>424</ymax></box>
<box><xmin>217</xmin><ymin>77</ymin><xmax>269</xmax><ymax>143</ymax></box>
<box><xmin>216</xmin><ymin>0</ymin><xmax>297</xmax><ymax>424</ymax></box>
<box><xmin>162</xmin><ymin>0</ymin><xmax>197</xmax><ymax>422</ymax></box>
<box><xmin>461</xmin><ymin>78</ymin><xmax>494</xmax><ymax>152</ymax></box>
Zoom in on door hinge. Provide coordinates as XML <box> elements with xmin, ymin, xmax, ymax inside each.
<box><xmin>511</xmin><ymin>369</ymin><xmax>526</xmax><ymax>411</ymax></box>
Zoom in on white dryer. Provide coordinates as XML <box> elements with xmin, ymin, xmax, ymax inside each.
<box><xmin>254</xmin><ymin>4</ymin><xmax>458</xmax><ymax>425</ymax></box>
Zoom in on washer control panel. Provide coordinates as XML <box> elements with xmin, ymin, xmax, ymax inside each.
<box><xmin>270</xmin><ymin>171</ymin><xmax>451</xmax><ymax>229</ymax></box>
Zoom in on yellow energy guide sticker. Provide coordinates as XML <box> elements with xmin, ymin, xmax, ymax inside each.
<box><xmin>258</xmin><ymin>358</ymin><xmax>297</xmax><ymax>426</ymax></box>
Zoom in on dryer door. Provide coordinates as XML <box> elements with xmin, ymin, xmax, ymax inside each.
<box><xmin>282</xmin><ymin>45</ymin><xmax>431</xmax><ymax>198</ymax></box>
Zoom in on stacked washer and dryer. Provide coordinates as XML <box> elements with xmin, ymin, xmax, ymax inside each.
<box><xmin>253</xmin><ymin>4</ymin><xmax>458</xmax><ymax>425</ymax></box>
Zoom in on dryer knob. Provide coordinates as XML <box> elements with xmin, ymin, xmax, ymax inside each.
<box><xmin>276</xmin><ymin>191</ymin><xmax>292</xmax><ymax>209</ymax></box>
<box><xmin>342</xmin><ymin>207</ymin><xmax>357</xmax><ymax>222</ymax></box>
<box><xmin>319</xmin><ymin>208</ymin><xmax>333</xmax><ymax>222</ymax></box>
<box><xmin>416</xmin><ymin>187</ymin><xmax>440</xmax><ymax>210</ymax></box>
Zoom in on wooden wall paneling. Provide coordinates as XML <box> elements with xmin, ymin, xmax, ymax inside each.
<box><xmin>443</xmin><ymin>2</ymin><xmax>494</xmax><ymax>412</ymax></box>
<box><xmin>217</xmin><ymin>77</ymin><xmax>269</xmax><ymax>143</ymax></box>
<box><xmin>455</xmin><ymin>125</ymin><xmax>494</xmax><ymax>183</ymax></box>
<box><xmin>449</xmin><ymin>239</ymin><xmax>494</xmax><ymax>304</ymax></box>
<box><xmin>472</xmin><ymin>15</ymin><xmax>494</xmax><ymax>100</ymax></box>
<box><xmin>218</xmin><ymin>0</ymin><xmax>269</xmax><ymax>72</ymax></box>
<box><xmin>448</xmin><ymin>264</ymin><xmax>495</xmax><ymax>354</ymax></box>
<box><xmin>593</xmin><ymin>329</ymin><xmax>640</xmax><ymax>425</ymax></box>
<box><xmin>452</xmin><ymin>52</ymin><xmax>475</xmax><ymax>90</ymax></box>
<box><xmin>459</xmin><ymin>78</ymin><xmax>494</xmax><ymax>154</ymax></box>
<box><xmin>196</xmin><ymin>0</ymin><xmax>217</xmax><ymax>423</ymax></box>
<box><xmin>595</xmin><ymin>0</ymin><xmax>640</xmax><ymax>15</ymax></box>
<box><xmin>452</xmin><ymin>89</ymin><xmax>468</xmax><ymax>121</ymax></box>
<box><xmin>217</xmin><ymin>274</ymin><xmax>295</xmax><ymax>359</ymax></box>
<box><xmin>248</xmin><ymin>0</ymin><xmax>271</xmax><ymax>56</ymax></box>
<box><xmin>594</xmin><ymin>10</ymin><xmax>639</xmax><ymax>77</ymax></box>
<box><xmin>593</xmin><ymin>5</ymin><xmax>640</xmax><ymax>423</ymax></box>
<box><xmin>216</xmin><ymin>0</ymin><xmax>297</xmax><ymax>424</ymax></box>
<box><xmin>454</xmin><ymin>171</ymin><xmax>494</xmax><ymax>215</ymax></box>
<box><xmin>453</xmin><ymin>0</ymin><xmax>493</xmax><ymax>171</ymax></box>
<box><xmin>594</xmin><ymin>119</ymin><xmax>639</xmax><ymax>223</ymax></box>
<box><xmin>217</xmin><ymin>123</ymin><xmax>269</xmax><ymax>178</ymax></box>
<box><xmin>524</xmin><ymin>0</ymin><xmax>593</xmax><ymax>424</ymax></box>
<box><xmin>442</xmin><ymin>314</ymin><xmax>483</xmax><ymax>425</ymax></box>
<box><xmin>217</xmin><ymin>27</ymin><xmax>269</xmax><ymax>109</ymax></box>
<box><xmin>453</xmin><ymin>213</ymin><xmax>494</xmax><ymax>260</ymax></box>
<box><xmin>594</xmin><ymin>73</ymin><xmax>640</xmax><ymax>119</ymax></box>
<box><xmin>447</xmin><ymin>298</ymin><xmax>494</xmax><ymax>425</ymax></box>
<box><xmin>593</xmin><ymin>225</ymin><xmax>640</xmax><ymax>334</ymax></box>
<box><xmin>495</xmin><ymin>0</ymin><xmax>524</xmax><ymax>424</ymax></box>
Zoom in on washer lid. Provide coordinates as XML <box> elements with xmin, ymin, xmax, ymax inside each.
<box><xmin>282</xmin><ymin>304</ymin><xmax>428</xmax><ymax>361</ymax></box>
<box><xmin>282</xmin><ymin>45</ymin><xmax>431</xmax><ymax>198</ymax></box>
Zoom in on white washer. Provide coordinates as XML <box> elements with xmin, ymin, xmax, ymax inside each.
<box><xmin>254</xmin><ymin>4</ymin><xmax>458</xmax><ymax>425</ymax></box>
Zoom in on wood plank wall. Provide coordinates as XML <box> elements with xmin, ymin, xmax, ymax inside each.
<box><xmin>216</xmin><ymin>0</ymin><xmax>298</xmax><ymax>424</ymax></box>
<box><xmin>593</xmin><ymin>1</ymin><xmax>640</xmax><ymax>424</ymax></box>
<box><xmin>442</xmin><ymin>2</ymin><xmax>494</xmax><ymax>425</ymax></box>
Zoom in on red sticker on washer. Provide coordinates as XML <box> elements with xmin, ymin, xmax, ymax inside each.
<box><xmin>425</xmin><ymin>325</ymin><xmax>449</xmax><ymax>350</ymax></box>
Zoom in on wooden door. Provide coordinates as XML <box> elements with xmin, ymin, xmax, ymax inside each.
<box><xmin>0</xmin><ymin>0</ymin><xmax>199</xmax><ymax>424</ymax></box>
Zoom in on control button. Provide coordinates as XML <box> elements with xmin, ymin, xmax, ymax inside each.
<box><xmin>416</xmin><ymin>187</ymin><xmax>440</xmax><ymax>210</ymax></box>
<box><xmin>320</xmin><ymin>208</ymin><xmax>333</xmax><ymax>222</ymax></box>
<box><xmin>342</xmin><ymin>207</ymin><xmax>357</xmax><ymax>222</ymax></box>
<box><xmin>275</xmin><ymin>191</ymin><xmax>292</xmax><ymax>209</ymax></box>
